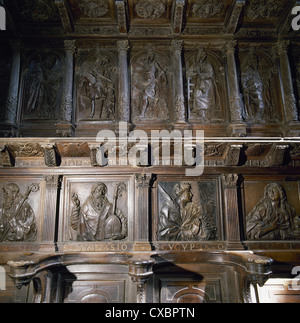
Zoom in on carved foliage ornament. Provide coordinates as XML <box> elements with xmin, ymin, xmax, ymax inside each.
<box><xmin>246</xmin><ymin>183</ymin><xmax>300</xmax><ymax>241</ymax></box>
<box><xmin>192</xmin><ymin>0</ymin><xmax>224</xmax><ymax>18</ymax></box>
<box><xmin>78</xmin><ymin>0</ymin><xmax>108</xmax><ymax>18</ymax></box>
<box><xmin>246</xmin><ymin>0</ymin><xmax>282</xmax><ymax>20</ymax></box>
<box><xmin>135</xmin><ymin>0</ymin><xmax>165</xmax><ymax>19</ymax></box>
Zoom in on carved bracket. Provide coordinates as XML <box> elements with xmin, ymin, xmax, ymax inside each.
<box><xmin>129</xmin><ymin>258</ymin><xmax>155</xmax><ymax>303</ymax></box>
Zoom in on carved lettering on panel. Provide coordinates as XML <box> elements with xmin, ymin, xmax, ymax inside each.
<box><xmin>246</xmin><ymin>183</ymin><xmax>300</xmax><ymax>240</ymax></box>
<box><xmin>0</xmin><ymin>183</ymin><xmax>39</xmax><ymax>242</ymax></box>
<box><xmin>70</xmin><ymin>182</ymin><xmax>128</xmax><ymax>241</ymax></box>
<box><xmin>157</xmin><ymin>181</ymin><xmax>217</xmax><ymax>241</ymax></box>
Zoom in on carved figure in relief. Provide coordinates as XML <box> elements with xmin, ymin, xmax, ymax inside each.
<box><xmin>157</xmin><ymin>183</ymin><xmax>216</xmax><ymax>241</ymax></box>
<box><xmin>0</xmin><ymin>183</ymin><xmax>39</xmax><ymax>242</ymax></box>
<box><xmin>246</xmin><ymin>183</ymin><xmax>300</xmax><ymax>240</ymax></box>
<box><xmin>133</xmin><ymin>49</ymin><xmax>169</xmax><ymax>120</ymax></box>
<box><xmin>192</xmin><ymin>0</ymin><xmax>224</xmax><ymax>18</ymax></box>
<box><xmin>77</xmin><ymin>54</ymin><xmax>116</xmax><ymax>120</ymax></box>
<box><xmin>187</xmin><ymin>48</ymin><xmax>220</xmax><ymax>122</ymax></box>
<box><xmin>71</xmin><ymin>183</ymin><xmax>127</xmax><ymax>241</ymax></box>
<box><xmin>241</xmin><ymin>50</ymin><xmax>273</xmax><ymax>124</ymax></box>
<box><xmin>24</xmin><ymin>54</ymin><xmax>63</xmax><ymax>120</ymax></box>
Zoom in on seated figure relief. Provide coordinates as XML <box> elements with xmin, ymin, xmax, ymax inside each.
<box><xmin>157</xmin><ymin>182</ymin><xmax>217</xmax><ymax>241</ymax></box>
<box><xmin>70</xmin><ymin>182</ymin><xmax>127</xmax><ymax>241</ymax></box>
<box><xmin>0</xmin><ymin>183</ymin><xmax>39</xmax><ymax>242</ymax></box>
<box><xmin>246</xmin><ymin>183</ymin><xmax>300</xmax><ymax>240</ymax></box>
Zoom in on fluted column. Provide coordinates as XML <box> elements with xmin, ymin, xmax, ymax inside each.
<box><xmin>172</xmin><ymin>40</ymin><xmax>186</xmax><ymax>123</ymax></box>
<box><xmin>117</xmin><ymin>40</ymin><xmax>130</xmax><ymax>123</ymax></box>
<box><xmin>276</xmin><ymin>40</ymin><xmax>299</xmax><ymax>124</ymax></box>
<box><xmin>57</xmin><ymin>39</ymin><xmax>76</xmax><ymax>137</ymax></box>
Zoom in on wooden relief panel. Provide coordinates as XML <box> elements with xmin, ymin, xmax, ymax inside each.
<box><xmin>131</xmin><ymin>48</ymin><xmax>171</xmax><ymax>122</ymax></box>
<box><xmin>59</xmin><ymin>176</ymin><xmax>134</xmax><ymax>243</ymax></box>
<box><xmin>239</xmin><ymin>48</ymin><xmax>281</xmax><ymax>124</ymax></box>
<box><xmin>63</xmin><ymin>279</ymin><xmax>126</xmax><ymax>303</ymax></box>
<box><xmin>0</xmin><ymin>177</ymin><xmax>42</xmax><ymax>243</ymax></box>
<box><xmin>185</xmin><ymin>48</ymin><xmax>226</xmax><ymax>123</ymax></box>
<box><xmin>75</xmin><ymin>48</ymin><xmax>118</xmax><ymax>122</ymax></box>
<box><xmin>159</xmin><ymin>277</ymin><xmax>223</xmax><ymax>303</ymax></box>
<box><xmin>243</xmin><ymin>180</ymin><xmax>300</xmax><ymax>241</ymax></box>
<box><xmin>21</xmin><ymin>50</ymin><xmax>65</xmax><ymax>121</ymax></box>
<box><xmin>155</xmin><ymin>179</ymin><xmax>219</xmax><ymax>241</ymax></box>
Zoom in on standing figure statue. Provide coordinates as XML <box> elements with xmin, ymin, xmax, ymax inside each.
<box><xmin>136</xmin><ymin>48</ymin><xmax>168</xmax><ymax>119</ymax></box>
<box><xmin>187</xmin><ymin>48</ymin><xmax>220</xmax><ymax>122</ymax></box>
<box><xmin>241</xmin><ymin>49</ymin><xmax>273</xmax><ymax>123</ymax></box>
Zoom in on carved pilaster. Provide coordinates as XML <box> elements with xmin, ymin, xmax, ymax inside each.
<box><xmin>55</xmin><ymin>0</ymin><xmax>73</xmax><ymax>33</ymax></box>
<box><xmin>117</xmin><ymin>40</ymin><xmax>130</xmax><ymax>123</ymax></box>
<box><xmin>42</xmin><ymin>175</ymin><xmax>61</xmax><ymax>249</ymax></box>
<box><xmin>172</xmin><ymin>40</ymin><xmax>186</xmax><ymax>123</ymax></box>
<box><xmin>224</xmin><ymin>41</ymin><xmax>246</xmax><ymax>136</ymax></box>
<box><xmin>222</xmin><ymin>174</ymin><xmax>243</xmax><ymax>249</ymax></box>
<box><xmin>172</xmin><ymin>0</ymin><xmax>185</xmax><ymax>34</ymax></box>
<box><xmin>116</xmin><ymin>0</ymin><xmax>128</xmax><ymax>34</ymax></box>
<box><xmin>129</xmin><ymin>258</ymin><xmax>155</xmax><ymax>303</ymax></box>
<box><xmin>134</xmin><ymin>174</ymin><xmax>152</xmax><ymax>250</ymax></box>
<box><xmin>276</xmin><ymin>40</ymin><xmax>299</xmax><ymax>124</ymax></box>
<box><xmin>225</xmin><ymin>0</ymin><xmax>246</xmax><ymax>34</ymax></box>
<box><xmin>57</xmin><ymin>39</ymin><xmax>76</xmax><ymax>137</ymax></box>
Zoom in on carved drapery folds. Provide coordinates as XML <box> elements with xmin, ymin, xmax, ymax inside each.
<box><xmin>246</xmin><ymin>183</ymin><xmax>300</xmax><ymax>241</ymax></box>
<box><xmin>0</xmin><ymin>183</ymin><xmax>39</xmax><ymax>242</ymax></box>
<box><xmin>240</xmin><ymin>47</ymin><xmax>280</xmax><ymax>124</ymax></box>
<box><xmin>76</xmin><ymin>47</ymin><xmax>117</xmax><ymax>122</ymax></box>
<box><xmin>21</xmin><ymin>51</ymin><xmax>65</xmax><ymax>121</ymax></box>
<box><xmin>131</xmin><ymin>48</ymin><xmax>170</xmax><ymax>122</ymax></box>
<box><xmin>157</xmin><ymin>181</ymin><xmax>217</xmax><ymax>241</ymax></box>
<box><xmin>185</xmin><ymin>47</ymin><xmax>225</xmax><ymax>123</ymax></box>
<box><xmin>70</xmin><ymin>182</ymin><xmax>128</xmax><ymax>242</ymax></box>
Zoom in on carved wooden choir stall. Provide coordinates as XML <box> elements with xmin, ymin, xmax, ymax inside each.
<box><xmin>0</xmin><ymin>0</ymin><xmax>300</xmax><ymax>303</ymax></box>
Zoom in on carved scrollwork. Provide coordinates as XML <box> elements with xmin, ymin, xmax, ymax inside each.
<box><xmin>135</xmin><ymin>0</ymin><xmax>165</xmax><ymax>19</ymax></box>
<box><xmin>192</xmin><ymin>0</ymin><xmax>224</xmax><ymax>18</ymax></box>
